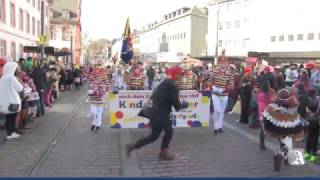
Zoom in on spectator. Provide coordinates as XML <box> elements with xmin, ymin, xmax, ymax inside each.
<box><xmin>305</xmin><ymin>102</ymin><xmax>319</xmax><ymax>162</ymax></box>
<box><xmin>31</xmin><ymin>61</ymin><xmax>47</xmax><ymax>117</ymax></box>
<box><xmin>146</xmin><ymin>66</ymin><xmax>155</xmax><ymax>90</ymax></box>
<box><xmin>285</xmin><ymin>64</ymin><xmax>299</xmax><ymax>89</ymax></box>
<box><xmin>0</xmin><ymin>60</ymin><xmax>24</xmax><ymax>140</ymax></box>
<box><xmin>239</xmin><ymin>67</ymin><xmax>254</xmax><ymax>124</ymax></box>
<box><xmin>45</xmin><ymin>65</ymin><xmax>58</xmax><ymax>107</ymax></box>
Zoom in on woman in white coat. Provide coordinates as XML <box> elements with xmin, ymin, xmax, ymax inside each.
<box><xmin>0</xmin><ymin>60</ymin><xmax>24</xmax><ymax>140</ymax></box>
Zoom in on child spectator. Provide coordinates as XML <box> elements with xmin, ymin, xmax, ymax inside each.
<box><xmin>305</xmin><ymin>101</ymin><xmax>320</xmax><ymax>162</ymax></box>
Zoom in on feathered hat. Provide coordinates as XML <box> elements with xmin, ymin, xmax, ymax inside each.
<box><xmin>165</xmin><ymin>66</ymin><xmax>185</xmax><ymax>80</ymax></box>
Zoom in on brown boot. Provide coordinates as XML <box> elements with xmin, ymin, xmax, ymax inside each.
<box><xmin>126</xmin><ymin>144</ymin><xmax>135</xmax><ymax>158</ymax></box>
<box><xmin>158</xmin><ymin>149</ymin><xmax>174</xmax><ymax>161</ymax></box>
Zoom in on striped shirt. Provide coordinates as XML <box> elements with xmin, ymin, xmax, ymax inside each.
<box><xmin>128</xmin><ymin>75</ymin><xmax>144</xmax><ymax>90</ymax></box>
<box><xmin>178</xmin><ymin>72</ymin><xmax>196</xmax><ymax>90</ymax></box>
<box><xmin>209</xmin><ymin>67</ymin><xmax>234</xmax><ymax>91</ymax></box>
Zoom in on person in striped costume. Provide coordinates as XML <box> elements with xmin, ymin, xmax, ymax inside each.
<box><xmin>208</xmin><ymin>50</ymin><xmax>234</xmax><ymax>135</ymax></box>
<box><xmin>177</xmin><ymin>67</ymin><xmax>197</xmax><ymax>90</ymax></box>
<box><xmin>88</xmin><ymin>61</ymin><xmax>109</xmax><ymax>132</ymax></box>
<box><xmin>128</xmin><ymin>63</ymin><xmax>144</xmax><ymax>90</ymax></box>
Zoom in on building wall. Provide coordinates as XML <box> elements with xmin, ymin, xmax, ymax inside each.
<box><xmin>139</xmin><ymin>7</ymin><xmax>208</xmax><ymax>59</ymax></box>
<box><xmin>0</xmin><ymin>0</ymin><xmax>49</xmax><ymax>60</ymax></box>
<box><xmin>207</xmin><ymin>0</ymin><xmax>320</xmax><ymax>58</ymax></box>
<box><xmin>191</xmin><ymin>14</ymin><xmax>208</xmax><ymax>57</ymax></box>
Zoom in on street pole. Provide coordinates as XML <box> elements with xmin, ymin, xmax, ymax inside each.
<box><xmin>40</xmin><ymin>0</ymin><xmax>44</xmax><ymax>63</ymax></box>
<box><xmin>215</xmin><ymin>3</ymin><xmax>219</xmax><ymax>65</ymax></box>
<box><xmin>70</xmin><ymin>35</ymin><xmax>73</xmax><ymax>64</ymax></box>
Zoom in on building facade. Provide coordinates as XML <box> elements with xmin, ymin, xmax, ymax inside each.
<box><xmin>48</xmin><ymin>0</ymin><xmax>81</xmax><ymax>64</ymax></box>
<box><xmin>207</xmin><ymin>0</ymin><xmax>320</xmax><ymax>62</ymax></box>
<box><xmin>139</xmin><ymin>6</ymin><xmax>208</xmax><ymax>61</ymax></box>
<box><xmin>0</xmin><ymin>0</ymin><xmax>50</xmax><ymax>60</ymax></box>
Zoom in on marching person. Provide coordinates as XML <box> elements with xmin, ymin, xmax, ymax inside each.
<box><xmin>88</xmin><ymin>61</ymin><xmax>109</xmax><ymax>132</ymax></box>
<box><xmin>126</xmin><ymin>66</ymin><xmax>188</xmax><ymax>160</ymax></box>
<box><xmin>208</xmin><ymin>49</ymin><xmax>234</xmax><ymax>135</ymax></box>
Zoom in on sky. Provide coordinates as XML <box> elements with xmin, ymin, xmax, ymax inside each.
<box><xmin>81</xmin><ymin>0</ymin><xmax>210</xmax><ymax>41</ymax></box>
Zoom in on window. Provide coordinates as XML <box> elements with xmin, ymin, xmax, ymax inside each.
<box><xmin>243</xmin><ymin>38</ymin><xmax>250</xmax><ymax>47</ymax></box>
<box><xmin>32</xmin><ymin>0</ymin><xmax>35</xmax><ymax>7</ymax></box>
<box><xmin>19</xmin><ymin>9</ymin><xmax>23</xmax><ymax>31</ymax></box>
<box><xmin>27</xmin><ymin>0</ymin><xmax>30</xmax><ymax>3</ymax></box>
<box><xmin>32</xmin><ymin>17</ymin><xmax>35</xmax><ymax>35</ymax></box>
<box><xmin>26</xmin><ymin>13</ymin><xmax>30</xmax><ymax>33</ymax></box>
<box><xmin>0</xmin><ymin>0</ymin><xmax>6</xmax><ymax>23</ymax></box>
<box><xmin>219</xmin><ymin>23</ymin><xmax>223</xmax><ymax>30</ymax></box>
<box><xmin>279</xmin><ymin>35</ymin><xmax>285</xmax><ymax>42</ymax></box>
<box><xmin>37</xmin><ymin>0</ymin><xmax>40</xmax><ymax>11</ymax></box>
<box><xmin>218</xmin><ymin>40</ymin><xmax>223</xmax><ymax>47</ymax></box>
<box><xmin>19</xmin><ymin>44</ymin><xmax>23</xmax><ymax>58</ymax></box>
<box><xmin>318</xmin><ymin>32</ymin><xmax>320</xmax><ymax>40</ymax></box>
<box><xmin>234</xmin><ymin>20</ymin><xmax>240</xmax><ymax>28</ymax></box>
<box><xmin>11</xmin><ymin>42</ymin><xmax>16</xmax><ymax>59</ymax></box>
<box><xmin>270</xmin><ymin>36</ymin><xmax>276</xmax><ymax>42</ymax></box>
<box><xmin>62</xmin><ymin>26</ymin><xmax>70</xmax><ymax>41</ymax></box>
<box><xmin>63</xmin><ymin>10</ymin><xmax>69</xmax><ymax>19</ymax></box>
<box><xmin>10</xmin><ymin>2</ymin><xmax>15</xmax><ymax>27</ymax></box>
<box><xmin>226</xmin><ymin>21</ymin><xmax>231</xmax><ymax>29</ymax></box>
<box><xmin>37</xmin><ymin>20</ymin><xmax>40</xmax><ymax>36</ymax></box>
<box><xmin>308</xmin><ymin>33</ymin><xmax>314</xmax><ymax>40</ymax></box>
<box><xmin>184</xmin><ymin>32</ymin><xmax>186</xmax><ymax>38</ymax></box>
<box><xmin>288</xmin><ymin>34</ymin><xmax>294</xmax><ymax>41</ymax></box>
<box><xmin>0</xmin><ymin>40</ymin><xmax>6</xmax><ymax>57</ymax></box>
<box><xmin>297</xmin><ymin>34</ymin><xmax>303</xmax><ymax>41</ymax></box>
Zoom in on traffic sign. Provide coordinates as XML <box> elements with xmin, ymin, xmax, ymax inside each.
<box><xmin>39</xmin><ymin>35</ymin><xmax>47</xmax><ymax>45</ymax></box>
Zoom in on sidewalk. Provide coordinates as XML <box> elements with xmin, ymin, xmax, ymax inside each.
<box><xmin>223</xmin><ymin>113</ymin><xmax>320</xmax><ymax>172</ymax></box>
<box><xmin>0</xmin><ymin>88</ymin><xmax>87</xmax><ymax>176</ymax></box>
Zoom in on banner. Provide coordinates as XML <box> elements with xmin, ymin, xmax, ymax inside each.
<box><xmin>108</xmin><ymin>90</ymin><xmax>210</xmax><ymax>128</ymax></box>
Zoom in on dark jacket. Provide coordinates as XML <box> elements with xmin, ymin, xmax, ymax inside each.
<box><xmin>146</xmin><ymin>68</ymin><xmax>155</xmax><ymax>80</ymax></box>
<box><xmin>257</xmin><ymin>72</ymin><xmax>276</xmax><ymax>90</ymax></box>
<box><xmin>297</xmin><ymin>89</ymin><xmax>309</xmax><ymax>119</ymax></box>
<box><xmin>150</xmin><ymin>79</ymin><xmax>183</xmax><ymax>126</ymax></box>
<box><xmin>31</xmin><ymin>67</ymin><xmax>47</xmax><ymax>92</ymax></box>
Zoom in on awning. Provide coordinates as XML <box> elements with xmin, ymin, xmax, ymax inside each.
<box><xmin>268</xmin><ymin>51</ymin><xmax>320</xmax><ymax>60</ymax></box>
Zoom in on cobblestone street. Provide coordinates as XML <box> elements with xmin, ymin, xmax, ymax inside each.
<box><xmin>0</xmin><ymin>89</ymin><xmax>319</xmax><ymax>177</ymax></box>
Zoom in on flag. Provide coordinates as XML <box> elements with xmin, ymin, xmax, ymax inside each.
<box><xmin>121</xmin><ymin>18</ymin><xmax>133</xmax><ymax>64</ymax></box>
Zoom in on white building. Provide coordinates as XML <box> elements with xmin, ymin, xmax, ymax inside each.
<box><xmin>139</xmin><ymin>6</ymin><xmax>208</xmax><ymax>62</ymax></box>
<box><xmin>207</xmin><ymin>0</ymin><xmax>320</xmax><ymax>62</ymax></box>
<box><xmin>0</xmin><ymin>0</ymin><xmax>50</xmax><ymax>60</ymax></box>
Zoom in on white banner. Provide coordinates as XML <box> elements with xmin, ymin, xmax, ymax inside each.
<box><xmin>107</xmin><ymin>90</ymin><xmax>210</xmax><ymax>128</ymax></box>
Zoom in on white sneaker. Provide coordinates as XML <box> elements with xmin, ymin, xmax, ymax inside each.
<box><xmin>11</xmin><ymin>132</ymin><xmax>21</xmax><ymax>139</ymax></box>
<box><xmin>6</xmin><ymin>132</ymin><xmax>21</xmax><ymax>140</ymax></box>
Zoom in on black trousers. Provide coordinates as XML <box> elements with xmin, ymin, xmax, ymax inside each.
<box><xmin>5</xmin><ymin>113</ymin><xmax>18</xmax><ymax>136</ymax></box>
<box><xmin>134</xmin><ymin>121</ymin><xmax>173</xmax><ymax>150</ymax></box>
<box><xmin>239</xmin><ymin>87</ymin><xmax>252</xmax><ymax>124</ymax></box>
<box><xmin>306</xmin><ymin>130</ymin><xmax>319</xmax><ymax>155</ymax></box>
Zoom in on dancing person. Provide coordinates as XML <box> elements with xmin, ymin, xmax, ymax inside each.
<box><xmin>126</xmin><ymin>66</ymin><xmax>188</xmax><ymax>160</ymax></box>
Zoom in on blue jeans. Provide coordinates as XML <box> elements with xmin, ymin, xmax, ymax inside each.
<box><xmin>37</xmin><ymin>91</ymin><xmax>45</xmax><ymax>116</ymax></box>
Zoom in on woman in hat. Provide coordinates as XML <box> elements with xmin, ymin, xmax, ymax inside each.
<box><xmin>262</xmin><ymin>89</ymin><xmax>305</xmax><ymax>172</ymax></box>
<box><xmin>239</xmin><ymin>66</ymin><xmax>254</xmax><ymax>124</ymax></box>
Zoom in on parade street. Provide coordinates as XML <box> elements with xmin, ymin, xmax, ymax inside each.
<box><xmin>0</xmin><ymin>89</ymin><xmax>319</xmax><ymax>177</ymax></box>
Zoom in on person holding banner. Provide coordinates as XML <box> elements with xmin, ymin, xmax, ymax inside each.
<box><xmin>126</xmin><ymin>66</ymin><xmax>188</xmax><ymax>161</ymax></box>
<box><xmin>208</xmin><ymin>49</ymin><xmax>234</xmax><ymax>135</ymax></box>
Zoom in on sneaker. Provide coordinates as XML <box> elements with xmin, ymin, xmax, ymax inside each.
<box><xmin>95</xmin><ymin>126</ymin><xmax>100</xmax><ymax>132</ymax></box>
<box><xmin>90</xmin><ymin>125</ymin><xmax>95</xmax><ymax>131</ymax></box>
<box><xmin>6</xmin><ymin>132</ymin><xmax>21</xmax><ymax>140</ymax></box>
<box><xmin>309</xmin><ymin>155</ymin><xmax>317</xmax><ymax>162</ymax></box>
<box><xmin>11</xmin><ymin>132</ymin><xmax>21</xmax><ymax>139</ymax></box>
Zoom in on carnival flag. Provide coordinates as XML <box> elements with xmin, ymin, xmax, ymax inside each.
<box><xmin>121</xmin><ymin>18</ymin><xmax>134</xmax><ymax>64</ymax></box>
